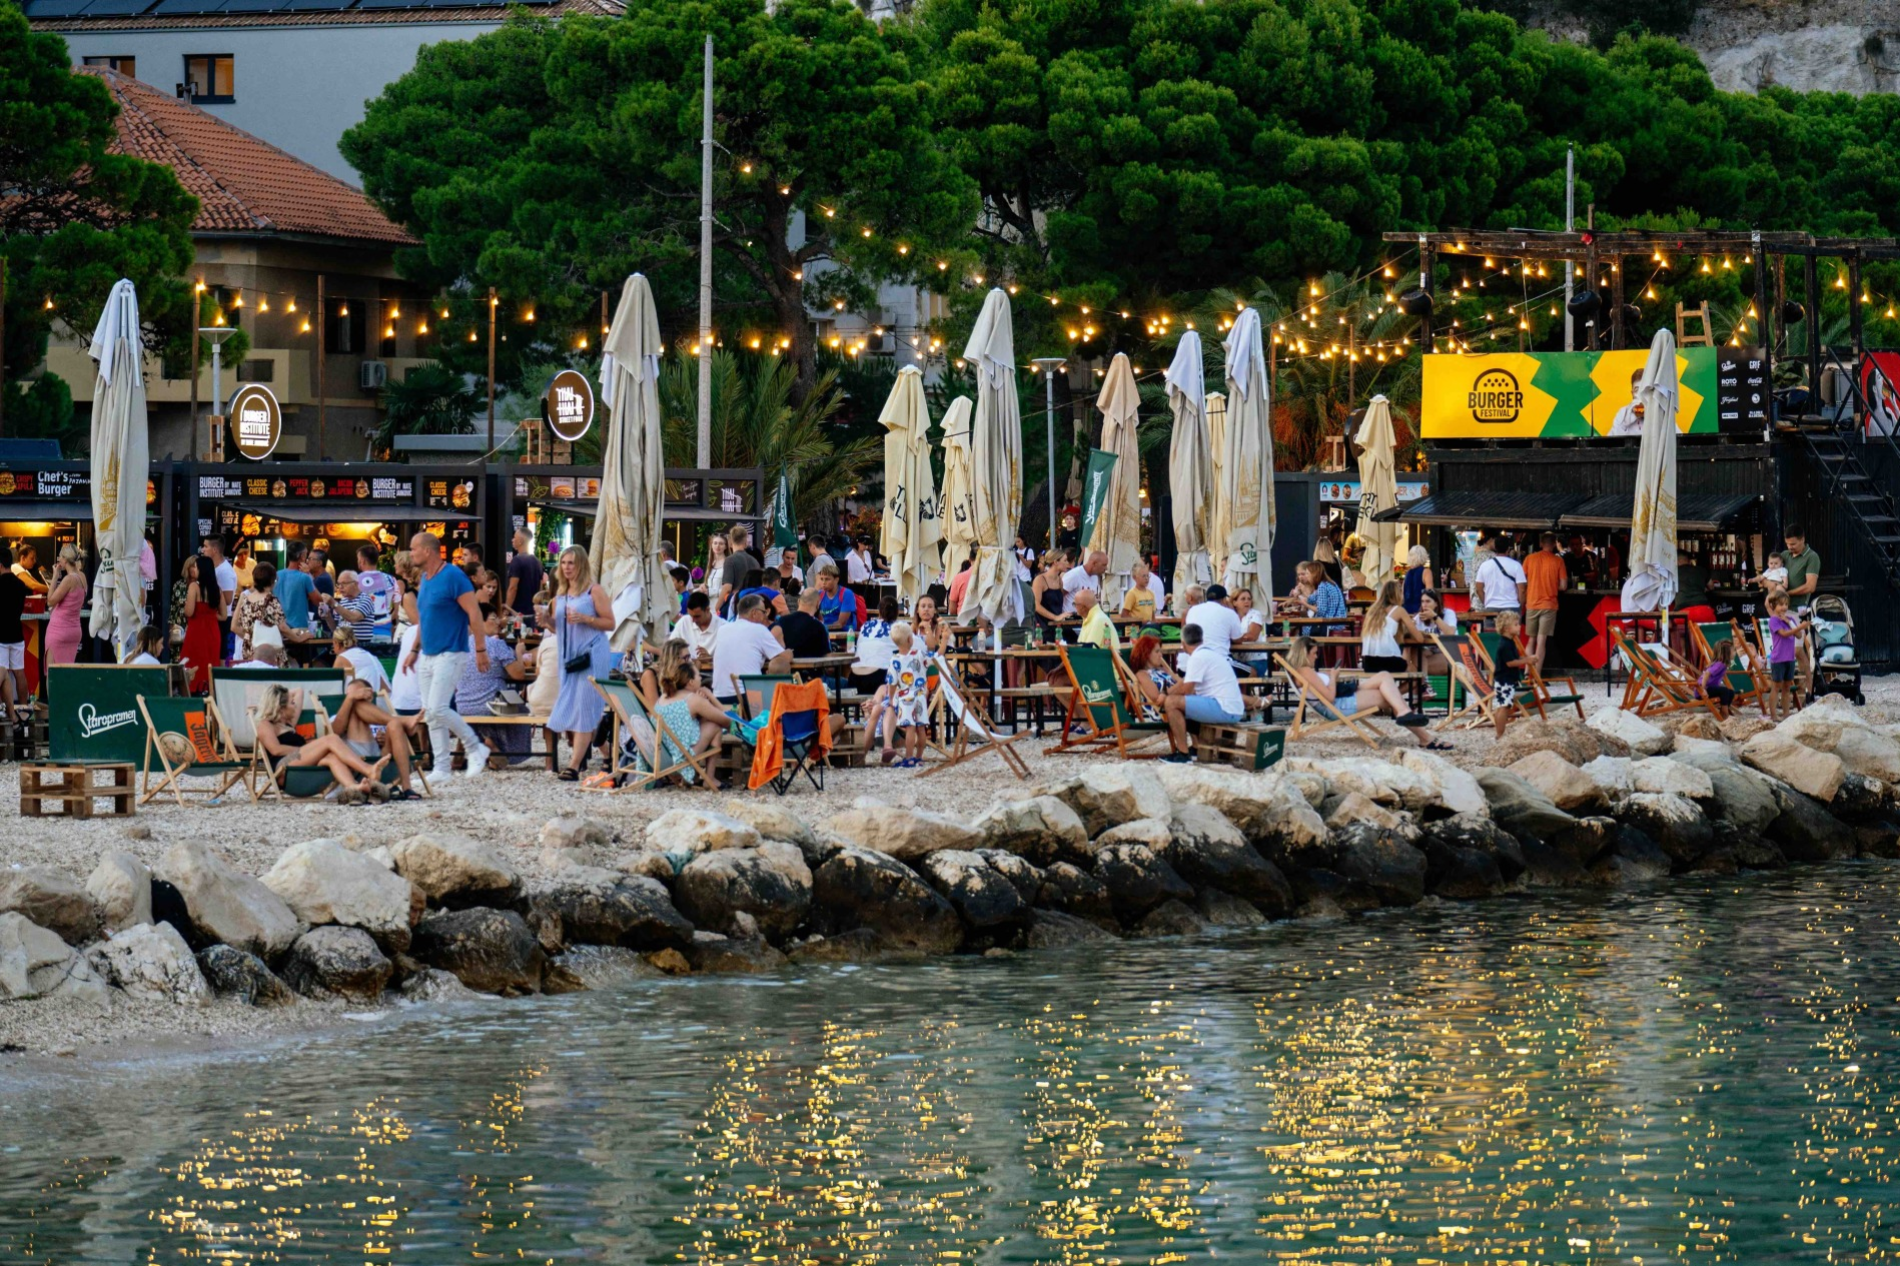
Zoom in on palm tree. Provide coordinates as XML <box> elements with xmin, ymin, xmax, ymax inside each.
<box><xmin>656</xmin><ymin>350</ymin><xmax>879</xmax><ymax>530</ymax></box>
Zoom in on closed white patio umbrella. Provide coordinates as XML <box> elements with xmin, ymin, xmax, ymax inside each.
<box><xmin>592</xmin><ymin>273</ymin><xmax>670</xmax><ymax>653</ymax></box>
<box><xmin>1165</xmin><ymin>332</ymin><xmax>1213</xmax><ymax>606</ymax></box>
<box><xmin>877</xmin><ymin>366</ymin><xmax>943</xmax><ymax>606</ymax></box>
<box><xmin>1353</xmin><ymin>394</ymin><xmax>1400</xmax><ymax>591</ymax></box>
<box><xmin>1089</xmin><ymin>351</ymin><xmax>1143</xmax><ymax>610</ymax></box>
<box><xmin>938</xmin><ymin>395</ymin><xmax>977</xmax><ymax>579</ymax></box>
<box><xmin>1204</xmin><ymin>389</ymin><xmax>1230</xmax><ymax>604</ymax></box>
<box><xmin>1220</xmin><ymin>307</ymin><xmax>1275</xmax><ymax>600</ymax></box>
<box><xmin>961</xmin><ymin>288</ymin><xmax>1023</xmax><ymax>622</ymax></box>
<box><xmin>1621</xmin><ymin>329</ymin><xmax>1680</xmax><ymax>614</ymax></box>
<box><xmin>88</xmin><ymin>278</ymin><xmax>149</xmax><ymax>662</ymax></box>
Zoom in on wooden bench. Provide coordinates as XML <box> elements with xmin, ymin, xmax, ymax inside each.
<box><xmin>463</xmin><ymin>715</ymin><xmax>560</xmax><ymax>771</ymax></box>
<box><xmin>1194</xmin><ymin>724</ymin><xmax>1286</xmax><ymax>772</ymax></box>
<box><xmin>21</xmin><ymin>763</ymin><xmax>136</xmax><ymax>819</ymax></box>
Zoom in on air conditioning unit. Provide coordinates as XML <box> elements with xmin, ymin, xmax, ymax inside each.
<box><xmin>359</xmin><ymin>360</ymin><xmax>387</xmax><ymax>390</ymax></box>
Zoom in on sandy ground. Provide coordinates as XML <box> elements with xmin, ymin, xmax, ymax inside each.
<box><xmin>6</xmin><ymin>670</ymin><xmax>1898</xmax><ymax>1061</ymax></box>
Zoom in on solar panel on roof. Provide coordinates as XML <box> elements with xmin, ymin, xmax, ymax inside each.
<box><xmin>218</xmin><ymin>0</ymin><xmax>291</xmax><ymax>12</ymax></box>
<box><xmin>21</xmin><ymin>0</ymin><xmax>97</xmax><ymax>17</ymax></box>
<box><xmin>149</xmin><ymin>0</ymin><xmax>229</xmax><ymax>12</ymax></box>
<box><xmin>353</xmin><ymin>0</ymin><xmax>422</xmax><ymax>9</ymax></box>
<box><xmin>282</xmin><ymin>0</ymin><xmax>355</xmax><ymax>10</ymax></box>
<box><xmin>82</xmin><ymin>0</ymin><xmax>162</xmax><ymax>13</ymax></box>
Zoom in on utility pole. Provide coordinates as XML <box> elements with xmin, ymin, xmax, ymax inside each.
<box><xmin>190</xmin><ymin>309</ymin><xmax>201</xmax><ymax>460</ymax></box>
<box><xmin>486</xmin><ymin>286</ymin><xmax>498</xmax><ymax>451</ymax></box>
<box><xmin>316</xmin><ymin>274</ymin><xmax>326</xmax><ymax>460</ymax></box>
<box><xmin>1032</xmin><ymin>357</ymin><xmax>1064</xmax><ymax>545</ymax></box>
<box><xmin>696</xmin><ymin>34</ymin><xmax>715</xmax><ymax>469</ymax></box>
<box><xmin>1564</xmin><ymin>144</ymin><xmax>1576</xmax><ymax>352</ymax></box>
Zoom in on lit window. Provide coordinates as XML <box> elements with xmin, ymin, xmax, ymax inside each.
<box><xmin>83</xmin><ymin>55</ymin><xmax>136</xmax><ymax>76</ymax></box>
<box><xmin>182</xmin><ymin>54</ymin><xmax>234</xmax><ymax>103</ymax></box>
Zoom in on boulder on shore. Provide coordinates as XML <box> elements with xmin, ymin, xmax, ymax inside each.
<box><xmin>263</xmin><ymin>839</ymin><xmax>419</xmax><ymax>951</ymax></box>
<box><xmin>411</xmin><ymin>907</ymin><xmax>547</xmax><ymax>995</ymax></box>
<box><xmin>281</xmin><ymin>926</ymin><xmax>392</xmax><ymax>1001</ymax></box>
<box><xmin>389</xmin><ymin>833</ymin><xmax>521</xmax><ymax>908</ymax></box>
<box><xmin>1163</xmin><ymin>803</ymin><xmax>1294</xmax><ymax>915</ymax></box>
<box><xmin>86</xmin><ymin>852</ymin><xmax>152</xmax><ymax>935</ymax></box>
<box><xmin>1025</xmin><ymin>908</ymin><xmax>1117</xmax><ymax>948</ymax></box>
<box><xmin>1619</xmin><ymin>793</ymin><xmax>1714</xmax><ymax>866</ymax></box>
<box><xmin>0</xmin><ymin>911</ymin><xmax>107</xmax><ymax>1003</ymax></box>
<box><xmin>526</xmin><ymin>868</ymin><xmax>694</xmax><ymax>953</ymax></box>
<box><xmin>972</xmin><ymin>796</ymin><xmax>1088</xmax><ymax>866</ymax></box>
<box><xmin>159</xmin><ymin>842</ymin><xmax>303</xmax><ymax>959</ymax></box>
<box><xmin>0</xmin><ymin>866</ymin><xmax>103</xmax><ymax>946</ymax></box>
<box><xmin>86</xmin><ymin>922</ymin><xmax>210</xmax><ymax>1005</ymax></box>
<box><xmin>1587</xmin><ymin>707</ymin><xmax>1669</xmax><ymax>756</ymax></box>
<box><xmin>196</xmin><ymin>944</ymin><xmax>294</xmax><ymax>1007</ymax></box>
<box><xmin>811</xmin><ymin>847</ymin><xmax>962</xmax><ymax>955</ymax></box>
<box><xmin>1766</xmin><ymin>783</ymin><xmax>1856</xmax><ymax>862</ymax></box>
<box><xmin>1474</xmin><ymin>767</ymin><xmax>1578</xmax><ymax>844</ymax></box>
<box><xmin>1092</xmin><ymin>843</ymin><xmax>1194</xmax><ymax>922</ymax></box>
<box><xmin>675</xmin><ymin>843</ymin><xmax>812</xmax><ymax>943</ymax></box>
<box><xmin>1510</xmin><ymin>750</ymin><xmax>1609</xmax><ymax>813</ymax></box>
<box><xmin>1035</xmin><ymin>766</ymin><xmax>1172</xmax><ymax>837</ymax></box>
<box><xmin>1741</xmin><ymin>730</ymin><xmax>1845</xmax><ymax>803</ymax></box>
<box><xmin>826</xmin><ymin>799</ymin><xmax>980</xmax><ymax>863</ymax></box>
<box><xmin>920</xmin><ymin>850</ymin><xmax>1029</xmax><ymax>940</ymax></box>
<box><xmin>642</xmin><ymin>808</ymin><xmax>763</xmax><ymax>858</ymax></box>
<box><xmin>1034</xmin><ymin>862</ymin><xmax>1117</xmax><ymax>929</ymax></box>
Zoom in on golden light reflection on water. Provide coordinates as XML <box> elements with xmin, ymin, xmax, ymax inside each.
<box><xmin>1</xmin><ymin>871</ymin><xmax>1897</xmax><ymax>1264</ymax></box>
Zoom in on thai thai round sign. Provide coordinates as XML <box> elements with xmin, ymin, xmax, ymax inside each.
<box><xmin>229</xmin><ymin>383</ymin><xmax>282</xmax><ymax>460</ymax></box>
<box><xmin>543</xmin><ymin>369</ymin><xmax>595</xmax><ymax>443</ymax></box>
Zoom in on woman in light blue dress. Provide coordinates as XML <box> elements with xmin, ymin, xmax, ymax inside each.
<box><xmin>540</xmin><ymin>544</ymin><xmax>613</xmax><ymax>781</ymax></box>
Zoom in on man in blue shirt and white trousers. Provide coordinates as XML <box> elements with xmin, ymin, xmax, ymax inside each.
<box><xmin>401</xmin><ymin>531</ymin><xmax>492</xmax><ymax>781</ymax></box>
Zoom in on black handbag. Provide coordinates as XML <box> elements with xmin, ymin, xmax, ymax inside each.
<box><xmin>559</xmin><ymin>600</ymin><xmax>592</xmax><ymax>674</ymax></box>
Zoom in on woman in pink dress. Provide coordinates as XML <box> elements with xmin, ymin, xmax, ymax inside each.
<box><xmin>44</xmin><ymin>545</ymin><xmax>86</xmax><ymax>666</ymax></box>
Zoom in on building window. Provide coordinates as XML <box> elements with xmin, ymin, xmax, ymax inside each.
<box><xmin>326</xmin><ymin>298</ymin><xmax>365</xmax><ymax>355</ymax></box>
<box><xmin>181</xmin><ymin>54</ymin><xmax>234</xmax><ymax>104</ymax></box>
<box><xmin>83</xmin><ymin>55</ymin><xmax>136</xmax><ymax>76</ymax></box>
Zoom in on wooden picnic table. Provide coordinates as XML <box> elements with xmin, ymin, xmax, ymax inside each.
<box><xmin>791</xmin><ymin>652</ymin><xmax>861</xmax><ymax>706</ymax></box>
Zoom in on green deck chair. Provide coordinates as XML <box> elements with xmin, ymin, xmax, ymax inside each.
<box><xmin>594</xmin><ymin>677</ymin><xmax>719</xmax><ymax>791</ymax></box>
<box><xmin>137</xmin><ymin>695</ymin><xmax>253</xmax><ymax>807</ymax></box>
<box><xmin>1048</xmin><ymin>644</ymin><xmax>1169</xmax><ymax>758</ymax></box>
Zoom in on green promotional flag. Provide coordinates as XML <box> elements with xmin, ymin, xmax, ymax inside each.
<box><xmin>1077</xmin><ymin>448</ymin><xmax>1119</xmax><ymax>552</ymax></box>
<box><xmin>770</xmin><ymin>469</ymin><xmax>797</xmax><ymax>550</ymax></box>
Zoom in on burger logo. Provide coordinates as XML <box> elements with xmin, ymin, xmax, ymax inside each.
<box><xmin>1469</xmin><ymin>368</ymin><xmax>1523</xmax><ymax>423</ymax></box>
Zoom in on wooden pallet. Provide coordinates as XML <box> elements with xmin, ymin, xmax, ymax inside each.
<box><xmin>1194</xmin><ymin>723</ymin><xmax>1286</xmax><ymax>772</ymax></box>
<box><xmin>21</xmin><ymin>763</ymin><xmax>136</xmax><ymax>819</ymax></box>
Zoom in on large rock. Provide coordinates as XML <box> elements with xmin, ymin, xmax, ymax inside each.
<box><xmin>1152</xmin><ymin>764</ymin><xmax>1287</xmax><ymax>835</ymax></box>
<box><xmin>1831</xmin><ymin>773</ymin><xmax>1894</xmax><ymax>823</ymax></box>
<box><xmin>786</xmin><ymin>928</ymin><xmax>886</xmax><ymax>965</ymax></box>
<box><xmin>1777</xmin><ymin>697</ymin><xmax>1900</xmax><ymax>782</ymax></box>
<box><xmin>1548</xmin><ymin>816</ymin><xmax>1619</xmax><ymax>868</ymax></box>
<box><xmin>1163</xmin><ymin>804</ymin><xmax>1294</xmax><ymax>915</ymax></box>
<box><xmin>1195</xmin><ymin>889</ymin><xmax>1269</xmax><ymax>928</ymax></box>
<box><xmin>1034</xmin><ymin>862</ymin><xmax>1117</xmax><ymax>929</ymax></box>
<box><xmin>525</xmin><ymin>869</ymin><xmax>694</xmax><ymax>952</ymax></box>
<box><xmin>1095</xmin><ymin>818</ymin><xmax>1174</xmax><ymax>851</ymax></box>
<box><xmin>1492</xmin><ymin>717</ymin><xmax>1618</xmax><ymax>766</ymax></box>
<box><xmin>1673</xmin><ymin>749</ymin><xmax>1781</xmax><ymax>834</ymax></box>
<box><xmin>643</xmin><ymin>808</ymin><xmax>763</xmax><ymax>859</ymax></box>
<box><xmin>1322</xmin><ymin>791</ymin><xmax>1411</xmax><ymax>835</ymax></box>
<box><xmin>919</xmin><ymin>850</ymin><xmax>1028</xmax><ymax>937</ymax></box>
<box><xmin>1511</xmin><ymin>751</ymin><xmax>1610</xmax><ymax>813</ymax></box>
<box><xmin>1251</xmin><ymin>780</ymin><xmax>1332</xmax><ymax>862</ymax></box>
<box><xmin>1418</xmin><ymin>819</ymin><xmax>1508</xmax><ymax>899</ymax></box>
<box><xmin>1593</xmin><ymin>827</ymin><xmax>1673</xmax><ymax>884</ymax></box>
<box><xmin>159</xmin><ymin>842</ymin><xmax>302</xmax><ymax>959</ymax></box>
<box><xmin>1742</xmin><ymin>730</ymin><xmax>1845</xmax><ymax>802</ymax></box>
<box><xmin>1587</xmin><ymin>707</ymin><xmax>1669</xmax><ymax>755</ymax></box>
<box><xmin>1397</xmin><ymin>749</ymin><xmax>1490</xmax><ymax>818</ymax></box>
<box><xmin>1133</xmin><ymin>899</ymin><xmax>1207</xmax><ymax>939</ymax></box>
<box><xmin>196</xmin><ymin>944</ymin><xmax>294</xmax><ymax>1007</ymax></box>
<box><xmin>972</xmin><ymin>796</ymin><xmax>1088</xmax><ymax>866</ymax></box>
<box><xmin>1329</xmin><ymin>823</ymin><xmax>1428</xmax><ymax>908</ymax></box>
<box><xmin>538</xmin><ymin>815</ymin><xmax>615</xmax><ymax>852</ymax></box>
<box><xmin>811</xmin><ymin>847</ymin><xmax>962</xmax><ymax>955</ymax></box>
<box><xmin>86</xmin><ymin>852</ymin><xmax>152</xmax><ymax>934</ymax></box>
<box><xmin>826</xmin><ymin>799</ymin><xmax>980</xmax><ymax>863</ymax></box>
<box><xmin>716</xmin><ymin>798</ymin><xmax>819</xmax><ymax>851</ymax></box>
<box><xmin>1420</xmin><ymin>813</ymin><xmax>1525</xmax><ymax>884</ymax></box>
<box><xmin>675</xmin><ymin>843</ymin><xmax>812</xmax><ymax>942</ymax></box>
<box><xmin>1287</xmin><ymin>756</ymin><xmax>1439</xmax><ymax>812</ymax></box>
<box><xmin>1025</xmin><ymin>908</ymin><xmax>1116</xmax><ymax>949</ymax></box>
<box><xmin>1766</xmin><ymin>784</ymin><xmax>1856</xmax><ymax>862</ymax></box>
<box><xmin>0</xmin><ymin>866</ymin><xmax>102</xmax><ymax>946</ymax></box>
<box><xmin>1630</xmin><ymin>757</ymin><xmax>1714</xmax><ymax>801</ymax></box>
<box><xmin>684</xmin><ymin>931</ymin><xmax>790</xmax><ymax>974</ymax></box>
<box><xmin>1092</xmin><ymin>843</ymin><xmax>1193</xmax><ymax>922</ymax></box>
<box><xmin>0</xmin><ymin>912</ymin><xmax>107</xmax><ymax>1002</ymax></box>
<box><xmin>1474</xmin><ymin>767</ymin><xmax>1578</xmax><ymax>844</ymax></box>
<box><xmin>389</xmin><ymin>833</ymin><xmax>521</xmax><ymax>908</ymax></box>
<box><xmin>1517</xmin><ymin>838</ymin><xmax>1594</xmax><ymax>887</ymax></box>
<box><xmin>411</xmin><ymin>907</ymin><xmax>547</xmax><ymax>995</ymax></box>
<box><xmin>262</xmin><ymin>839</ymin><xmax>419</xmax><ymax>951</ymax></box>
<box><xmin>975</xmin><ymin>850</ymin><xmax>1045</xmax><ymax>905</ymax></box>
<box><xmin>1620</xmin><ymin>793</ymin><xmax>1714</xmax><ymax>865</ymax></box>
<box><xmin>281</xmin><ymin>926</ymin><xmax>392</xmax><ymax>1001</ymax></box>
<box><xmin>1035</xmin><ymin>766</ymin><xmax>1172</xmax><ymax>837</ymax></box>
<box><xmin>86</xmin><ymin>922</ymin><xmax>210</xmax><ymax>1005</ymax></box>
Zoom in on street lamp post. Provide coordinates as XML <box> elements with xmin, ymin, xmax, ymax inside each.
<box><xmin>1031</xmin><ymin>357</ymin><xmax>1065</xmax><ymax>547</ymax></box>
<box><xmin>199</xmin><ymin>324</ymin><xmax>237</xmax><ymax>459</ymax></box>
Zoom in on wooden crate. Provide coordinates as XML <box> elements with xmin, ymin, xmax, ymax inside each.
<box><xmin>1195</xmin><ymin>724</ymin><xmax>1286</xmax><ymax>772</ymax></box>
<box><xmin>20</xmin><ymin>763</ymin><xmax>136</xmax><ymax>819</ymax></box>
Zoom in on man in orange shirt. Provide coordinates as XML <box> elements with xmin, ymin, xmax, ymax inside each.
<box><xmin>1523</xmin><ymin>532</ymin><xmax>1568</xmax><ymax>670</ymax></box>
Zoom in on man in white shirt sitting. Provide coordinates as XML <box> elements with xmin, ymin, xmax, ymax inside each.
<box><xmin>1473</xmin><ymin>537</ymin><xmax>1527</xmax><ymax>617</ymax></box>
<box><xmin>1183</xmin><ymin>583</ymin><xmax>1246</xmax><ymax>657</ymax></box>
<box><xmin>670</xmin><ymin>591</ymin><xmax>722</xmax><ymax>660</ymax></box>
<box><xmin>709</xmin><ymin>594</ymin><xmax>790</xmax><ymax>705</ymax></box>
<box><xmin>1061</xmin><ymin>549</ymin><xmax>1108</xmax><ymax>615</ymax></box>
<box><xmin>845</xmin><ymin>537</ymin><xmax>875</xmax><ymax>589</ymax></box>
<box><xmin>1162</xmin><ymin>623</ymin><xmax>1246</xmax><ymax>761</ymax></box>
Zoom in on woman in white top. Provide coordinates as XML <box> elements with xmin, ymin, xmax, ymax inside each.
<box><xmin>1410</xmin><ymin>588</ymin><xmax>1459</xmax><ymax>684</ymax></box>
<box><xmin>1359</xmin><ymin>580</ymin><xmax>1424</xmax><ymax>675</ymax></box>
<box><xmin>1230</xmin><ymin>588</ymin><xmax>1271</xmax><ymax>666</ymax></box>
<box><xmin>1284</xmin><ymin>635</ymin><xmax>1442</xmax><ymax>747</ymax></box>
<box><xmin>128</xmin><ymin>625</ymin><xmax>165</xmax><ymax>667</ymax></box>
<box><xmin>330</xmin><ymin>625</ymin><xmax>391</xmax><ymax>697</ymax></box>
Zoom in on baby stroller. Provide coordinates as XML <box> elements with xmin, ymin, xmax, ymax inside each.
<box><xmin>1807</xmin><ymin>594</ymin><xmax>1862</xmax><ymax>705</ymax></box>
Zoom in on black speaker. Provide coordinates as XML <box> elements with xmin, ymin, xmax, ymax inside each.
<box><xmin>1398</xmin><ymin>288</ymin><xmax>1434</xmax><ymax>317</ymax></box>
<box><xmin>1616</xmin><ymin>303</ymin><xmax>1642</xmax><ymax>327</ymax></box>
<box><xmin>1567</xmin><ymin>289</ymin><xmax>1602</xmax><ymax>319</ymax></box>
<box><xmin>1780</xmin><ymin>300</ymin><xmax>1806</xmax><ymax>325</ymax></box>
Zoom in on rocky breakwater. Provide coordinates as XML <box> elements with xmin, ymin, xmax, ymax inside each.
<box><xmin>2</xmin><ymin>697</ymin><xmax>1896</xmax><ymax>1036</ymax></box>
